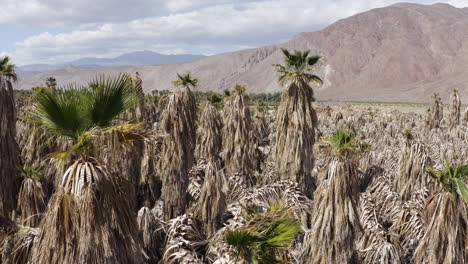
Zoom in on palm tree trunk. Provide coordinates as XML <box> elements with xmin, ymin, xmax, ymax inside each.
<box><xmin>0</xmin><ymin>79</ymin><xmax>19</xmax><ymax>218</ymax></box>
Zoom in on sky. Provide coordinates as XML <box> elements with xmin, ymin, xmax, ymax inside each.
<box><xmin>1</xmin><ymin>0</ymin><xmax>467</xmax><ymax>65</ymax></box>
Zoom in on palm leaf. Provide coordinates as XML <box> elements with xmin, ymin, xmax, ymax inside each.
<box><xmin>88</xmin><ymin>73</ymin><xmax>138</xmax><ymax>127</ymax></box>
<box><xmin>33</xmin><ymin>85</ymin><xmax>92</xmax><ymax>140</ymax></box>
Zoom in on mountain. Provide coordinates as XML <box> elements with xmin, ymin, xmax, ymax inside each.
<box><xmin>18</xmin><ymin>51</ymin><xmax>205</xmax><ymax>72</ymax></box>
<box><xmin>68</xmin><ymin>51</ymin><xmax>206</xmax><ymax>67</ymax></box>
<box><xmin>15</xmin><ymin>3</ymin><xmax>468</xmax><ymax>103</ymax></box>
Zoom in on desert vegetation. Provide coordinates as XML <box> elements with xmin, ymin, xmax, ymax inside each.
<box><xmin>1</xmin><ymin>52</ymin><xmax>467</xmax><ymax>264</ymax></box>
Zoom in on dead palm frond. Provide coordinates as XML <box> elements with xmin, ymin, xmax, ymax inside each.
<box><xmin>222</xmin><ymin>85</ymin><xmax>258</xmax><ymax>186</ymax></box>
<box><xmin>301</xmin><ymin>157</ymin><xmax>362</xmax><ymax>264</ymax></box>
<box><xmin>195</xmin><ymin>102</ymin><xmax>223</xmax><ymax>160</ymax></box>
<box><xmin>137</xmin><ymin>206</ymin><xmax>166</xmax><ymax>263</ymax></box>
<box><xmin>162</xmin><ymin>214</ymin><xmax>207</xmax><ymax>264</ymax></box>
<box><xmin>194</xmin><ymin>160</ymin><xmax>227</xmax><ymax>237</ymax></box>
<box><xmin>159</xmin><ymin>91</ymin><xmax>196</xmax><ymax>220</ymax></box>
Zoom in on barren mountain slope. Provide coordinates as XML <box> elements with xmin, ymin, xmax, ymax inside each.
<box><xmin>17</xmin><ymin>3</ymin><xmax>468</xmax><ymax>103</ymax></box>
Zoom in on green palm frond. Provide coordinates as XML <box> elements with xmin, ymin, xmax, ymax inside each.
<box><xmin>427</xmin><ymin>161</ymin><xmax>468</xmax><ymax>202</ymax></box>
<box><xmin>225</xmin><ymin>230</ymin><xmax>258</xmax><ymax>261</ymax></box>
<box><xmin>172</xmin><ymin>72</ymin><xmax>199</xmax><ymax>88</ymax></box>
<box><xmin>33</xmin><ymin>84</ymin><xmax>92</xmax><ymax>140</ymax></box>
<box><xmin>207</xmin><ymin>93</ymin><xmax>223</xmax><ymax>105</ymax></box>
<box><xmin>273</xmin><ymin>49</ymin><xmax>322</xmax><ymax>87</ymax></box>
<box><xmin>17</xmin><ymin>165</ymin><xmax>42</xmax><ymax>180</ymax></box>
<box><xmin>234</xmin><ymin>84</ymin><xmax>247</xmax><ymax>95</ymax></box>
<box><xmin>225</xmin><ymin>206</ymin><xmax>301</xmax><ymax>263</ymax></box>
<box><xmin>323</xmin><ymin>129</ymin><xmax>369</xmax><ymax>157</ymax></box>
<box><xmin>0</xmin><ymin>56</ymin><xmax>18</xmax><ymax>82</ymax></box>
<box><xmin>88</xmin><ymin>73</ymin><xmax>139</xmax><ymax>127</ymax></box>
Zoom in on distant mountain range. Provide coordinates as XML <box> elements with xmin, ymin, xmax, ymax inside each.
<box><xmin>15</xmin><ymin>3</ymin><xmax>468</xmax><ymax>103</ymax></box>
<box><xmin>18</xmin><ymin>51</ymin><xmax>206</xmax><ymax>72</ymax></box>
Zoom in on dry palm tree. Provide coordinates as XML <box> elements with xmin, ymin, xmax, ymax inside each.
<box><xmin>16</xmin><ymin>166</ymin><xmax>46</xmax><ymax>227</ymax></box>
<box><xmin>194</xmin><ymin>159</ymin><xmax>227</xmax><ymax>237</ymax></box>
<box><xmin>195</xmin><ymin>95</ymin><xmax>223</xmax><ymax>161</ymax></box>
<box><xmin>272</xmin><ymin>48</ymin><xmax>322</xmax><ymax>198</ymax></box>
<box><xmin>301</xmin><ymin>130</ymin><xmax>366</xmax><ymax>264</ymax></box>
<box><xmin>30</xmin><ymin>74</ymin><xmax>145</xmax><ymax>264</ymax></box>
<box><xmin>448</xmin><ymin>89</ymin><xmax>461</xmax><ymax>129</ymax></box>
<box><xmin>132</xmin><ymin>72</ymin><xmax>145</xmax><ymax>122</ymax></box>
<box><xmin>172</xmin><ymin>72</ymin><xmax>198</xmax><ymax>145</ymax></box>
<box><xmin>426</xmin><ymin>93</ymin><xmax>443</xmax><ymax>129</ymax></box>
<box><xmin>222</xmin><ymin>84</ymin><xmax>258</xmax><ymax>186</ymax></box>
<box><xmin>394</xmin><ymin>143</ymin><xmax>432</xmax><ymax>201</ymax></box>
<box><xmin>0</xmin><ymin>56</ymin><xmax>19</xmax><ymax>219</ymax></box>
<box><xmin>159</xmin><ymin>86</ymin><xmax>196</xmax><ymax>220</ymax></box>
<box><xmin>413</xmin><ymin>162</ymin><xmax>468</xmax><ymax>264</ymax></box>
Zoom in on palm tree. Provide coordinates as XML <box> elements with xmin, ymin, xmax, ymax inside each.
<box><xmin>394</xmin><ymin>143</ymin><xmax>432</xmax><ymax>201</ymax></box>
<box><xmin>45</xmin><ymin>76</ymin><xmax>57</xmax><ymax>92</ymax></box>
<box><xmin>272</xmin><ymin>48</ymin><xmax>322</xmax><ymax>198</ymax></box>
<box><xmin>30</xmin><ymin>74</ymin><xmax>145</xmax><ymax>264</ymax></box>
<box><xmin>0</xmin><ymin>56</ymin><xmax>19</xmax><ymax>219</ymax></box>
<box><xmin>426</xmin><ymin>93</ymin><xmax>443</xmax><ymax>129</ymax></box>
<box><xmin>172</xmin><ymin>72</ymin><xmax>198</xmax><ymax>145</ymax></box>
<box><xmin>16</xmin><ymin>166</ymin><xmax>46</xmax><ymax>227</ymax></box>
<box><xmin>448</xmin><ymin>89</ymin><xmax>461</xmax><ymax>129</ymax></box>
<box><xmin>413</xmin><ymin>162</ymin><xmax>467</xmax><ymax>264</ymax></box>
<box><xmin>223</xmin><ymin>84</ymin><xmax>258</xmax><ymax>186</ymax></box>
<box><xmin>159</xmin><ymin>91</ymin><xmax>196</xmax><ymax>220</ymax></box>
<box><xmin>301</xmin><ymin>129</ymin><xmax>365</xmax><ymax>264</ymax></box>
<box><xmin>195</xmin><ymin>95</ymin><xmax>223</xmax><ymax>161</ymax></box>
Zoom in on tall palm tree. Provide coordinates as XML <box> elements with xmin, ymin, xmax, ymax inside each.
<box><xmin>172</xmin><ymin>72</ymin><xmax>198</xmax><ymax>146</ymax></box>
<box><xmin>413</xmin><ymin>162</ymin><xmax>467</xmax><ymax>264</ymax></box>
<box><xmin>0</xmin><ymin>56</ymin><xmax>19</xmax><ymax>219</ymax></box>
<box><xmin>223</xmin><ymin>84</ymin><xmax>258</xmax><ymax>186</ymax></box>
<box><xmin>273</xmin><ymin>48</ymin><xmax>322</xmax><ymax>198</ymax></box>
<box><xmin>158</xmin><ymin>73</ymin><xmax>198</xmax><ymax>220</ymax></box>
<box><xmin>31</xmin><ymin>74</ymin><xmax>145</xmax><ymax>264</ymax></box>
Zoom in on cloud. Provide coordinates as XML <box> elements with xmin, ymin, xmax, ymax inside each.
<box><xmin>4</xmin><ymin>0</ymin><xmax>468</xmax><ymax>64</ymax></box>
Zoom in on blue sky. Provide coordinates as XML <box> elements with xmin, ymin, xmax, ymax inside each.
<box><xmin>1</xmin><ymin>0</ymin><xmax>466</xmax><ymax>65</ymax></box>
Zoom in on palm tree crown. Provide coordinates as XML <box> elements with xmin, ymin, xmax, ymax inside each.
<box><xmin>0</xmin><ymin>56</ymin><xmax>18</xmax><ymax>83</ymax></box>
<box><xmin>273</xmin><ymin>48</ymin><xmax>322</xmax><ymax>86</ymax></box>
<box><xmin>172</xmin><ymin>72</ymin><xmax>199</xmax><ymax>89</ymax></box>
<box><xmin>427</xmin><ymin>161</ymin><xmax>468</xmax><ymax>202</ymax></box>
<box><xmin>32</xmin><ymin>73</ymin><xmax>141</xmax><ymax>159</ymax></box>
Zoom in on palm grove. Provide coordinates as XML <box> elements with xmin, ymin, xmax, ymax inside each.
<box><xmin>0</xmin><ymin>48</ymin><xmax>467</xmax><ymax>263</ymax></box>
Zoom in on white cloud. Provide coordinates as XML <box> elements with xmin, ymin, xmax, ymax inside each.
<box><xmin>4</xmin><ymin>0</ymin><xmax>468</xmax><ymax>64</ymax></box>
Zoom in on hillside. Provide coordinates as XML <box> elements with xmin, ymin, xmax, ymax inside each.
<box><xmin>16</xmin><ymin>3</ymin><xmax>468</xmax><ymax>103</ymax></box>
